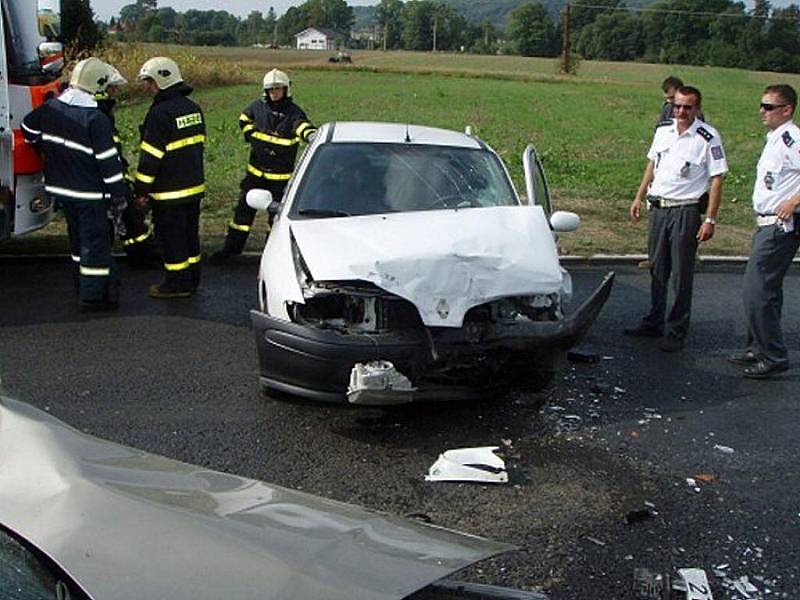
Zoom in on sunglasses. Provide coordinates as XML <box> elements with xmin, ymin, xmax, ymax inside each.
<box><xmin>760</xmin><ymin>103</ymin><xmax>788</xmax><ymax>111</ymax></box>
<box><xmin>673</xmin><ymin>104</ymin><xmax>696</xmax><ymax>111</ymax></box>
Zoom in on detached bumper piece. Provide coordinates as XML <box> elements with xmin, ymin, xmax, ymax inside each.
<box><xmin>251</xmin><ymin>272</ymin><xmax>614</xmax><ymax>403</ymax></box>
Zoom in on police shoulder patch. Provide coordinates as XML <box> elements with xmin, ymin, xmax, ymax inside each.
<box><xmin>782</xmin><ymin>131</ymin><xmax>795</xmax><ymax>147</ymax></box>
<box><xmin>711</xmin><ymin>145</ymin><xmax>724</xmax><ymax>160</ymax></box>
<box><xmin>176</xmin><ymin>112</ymin><xmax>203</xmax><ymax>129</ymax></box>
<box><xmin>696</xmin><ymin>126</ymin><xmax>714</xmax><ymax>142</ymax></box>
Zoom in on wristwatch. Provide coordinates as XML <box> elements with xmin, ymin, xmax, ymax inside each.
<box><xmin>704</xmin><ymin>217</ymin><xmax>716</xmax><ymax>225</ymax></box>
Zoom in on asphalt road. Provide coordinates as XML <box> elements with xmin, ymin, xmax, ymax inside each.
<box><xmin>1</xmin><ymin>257</ymin><xmax>798</xmax><ymax>600</ymax></box>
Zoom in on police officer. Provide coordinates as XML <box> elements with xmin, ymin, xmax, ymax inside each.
<box><xmin>211</xmin><ymin>69</ymin><xmax>315</xmax><ymax>262</ymax></box>
<box><xmin>627</xmin><ymin>86</ymin><xmax>728</xmax><ymax>352</ymax></box>
<box><xmin>134</xmin><ymin>57</ymin><xmax>205</xmax><ymax>298</ymax></box>
<box><xmin>94</xmin><ymin>66</ymin><xmax>160</xmax><ymax>267</ymax></box>
<box><xmin>21</xmin><ymin>57</ymin><xmax>128</xmax><ymax>312</ymax></box>
<box><xmin>728</xmin><ymin>84</ymin><xmax>800</xmax><ymax>379</ymax></box>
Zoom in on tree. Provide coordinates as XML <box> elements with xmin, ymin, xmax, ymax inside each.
<box><xmin>376</xmin><ymin>0</ymin><xmax>403</xmax><ymax>50</ymax></box>
<box><xmin>62</xmin><ymin>0</ymin><xmax>103</xmax><ymax>52</ymax></box>
<box><xmin>305</xmin><ymin>0</ymin><xmax>354</xmax><ymax>35</ymax></box>
<box><xmin>575</xmin><ymin>13</ymin><xmax>643</xmax><ymax>61</ymax></box>
<box><xmin>401</xmin><ymin>0</ymin><xmax>435</xmax><ymax>51</ymax></box>
<box><xmin>507</xmin><ymin>2</ymin><xmax>557</xmax><ymax>57</ymax></box>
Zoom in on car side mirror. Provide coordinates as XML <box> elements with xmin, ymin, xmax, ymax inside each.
<box><xmin>550</xmin><ymin>210</ymin><xmax>580</xmax><ymax>233</ymax></box>
<box><xmin>246</xmin><ymin>189</ymin><xmax>273</xmax><ymax>211</ymax></box>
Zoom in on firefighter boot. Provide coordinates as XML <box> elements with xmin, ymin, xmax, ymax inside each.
<box><xmin>190</xmin><ymin>262</ymin><xmax>201</xmax><ymax>292</ymax></box>
<box><xmin>210</xmin><ymin>227</ymin><xmax>248</xmax><ymax>264</ymax></box>
<box><xmin>148</xmin><ymin>270</ymin><xmax>193</xmax><ymax>299</ymax></box>
<box><xmin>125</xmin><ymin>236</ymin><xmax>161</xmax><ymax>268</ymax></box>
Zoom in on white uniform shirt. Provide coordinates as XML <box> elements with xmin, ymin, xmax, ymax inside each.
<box><xmin>752</xmin><ymin>120</ymin><xmax>800</xmax><ymax>217</ymax></box>
<box><xmin>647</xmin><ymin>119</ymin><xmax>728</xmax><ymax>200</ymax></box>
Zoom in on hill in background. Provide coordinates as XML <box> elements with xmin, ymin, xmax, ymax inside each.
<box><xmin>353</xmin><ymin>0</ymin><xmax>659</xmax><ymax>31</ymax></box>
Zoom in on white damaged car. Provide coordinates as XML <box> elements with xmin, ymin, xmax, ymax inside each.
<box><xmin>248</xmin><ymin>122</ymin><xmax>614</xmax><ymax>404</ymax></box>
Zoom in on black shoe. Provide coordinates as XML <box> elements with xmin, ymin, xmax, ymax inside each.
<box><xmin>209</xmin><ymin>249</ymin><xmax>231</xmax><ymax>264</ymax></box>
<box><xmin>148</xmin><ymin>283</ymin><xmax>193</xmax><ymax>299</ymax></box>
<box><xmin>623</xmin><ymin>324</ymin><xmax>663</xmax><ymax>337</ymax></box>
<box><xmin>742</xmin><ymin>360</ymin><xmax>788</xmax><ymax>380</ymax></box>
<box><xmin>727</xmin><ymin>350</ymin><xmax>759</xmax><ymax>366</ymax></box>
<box><xmin>660</xmin><ymin>335</ymin><xmax>684</xmax><ymax>352</ymax></box>
<box><xmin>79</xmin><ymin>300</ymin><xmax>118</xmax><ymax>313</ymax></box>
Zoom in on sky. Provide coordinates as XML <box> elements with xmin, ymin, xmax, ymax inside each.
<box><xmin>90</xmin><ymin>0</ymin><xmax>795</xmax><ymax>22</ymax></box>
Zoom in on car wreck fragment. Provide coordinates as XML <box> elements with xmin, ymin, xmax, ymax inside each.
<box><xmin>0</xmin><ymin>397</ymin><xmax>531</xmax><ymax>600</ymax></box>
<box><xmin>249</xmin><ymin>122</ymin><xmax>614</xmax><ymax>403</ymax></box>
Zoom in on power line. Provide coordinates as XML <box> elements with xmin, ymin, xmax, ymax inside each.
<box><xmin>568</xmin><ymin>2</ymin><xmax>800</xmax><ymax>21</ymax></box>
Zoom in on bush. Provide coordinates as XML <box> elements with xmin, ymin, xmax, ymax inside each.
<box><xmin>94</xmin><ymin>43</ymin><xmax>248</xmax><ymax>100</ymax></box>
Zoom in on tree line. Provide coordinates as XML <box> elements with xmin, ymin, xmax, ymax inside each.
<box><xmin>63</xmin><ymin>0</ymin><xmax>800</xmax><ymax>74</ymax></box>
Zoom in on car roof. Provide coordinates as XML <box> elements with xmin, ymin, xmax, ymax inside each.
<box><xmin>323</xmin><ymin>121</ymin><xmax>484</xmax><ymax>149</ymax></box>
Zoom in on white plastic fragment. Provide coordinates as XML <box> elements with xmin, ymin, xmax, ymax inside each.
<box><xmin>677</xmin><ymin>568</ymin><xmax>714</xmax><ymax>600</ymax></box>
<box><xmin>713</xmin><ymin>444</ymin><xmax>735</xmax><ymax>454</ymax></box>
<box><xmin>732</xmin><ymin>575</ymin><xmax>758</xmax><ymax>599</ymax></box>
<box><xmin>425</xmin><ymin>446</ymin><xmax>508</xmax><ymax>484</ymax></box>
<box><xmin>347</xmin><ymin>361</ymin><xmax>416</xmax><ymax>405</ymax></box>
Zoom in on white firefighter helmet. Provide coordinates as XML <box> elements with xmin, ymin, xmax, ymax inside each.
<box><xmin>262</xmin><ymin>68</ymin><xmax>291</xmax><ymax>97</ymax></box>
<box><xmin>69</xmin><ymin>57</ymin><xmax>116</xmax><ymax>95</ymax></box>
<box><xmin>137</xmin><ymin>57</ymin><xmax>183</xmax><ymax>90</ymax></box>
<box><xmin>106</xmin><ymin>65</ymin><xmax>128</xmax><ymax>89</ymax></box>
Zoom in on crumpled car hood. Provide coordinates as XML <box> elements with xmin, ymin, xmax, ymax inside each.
<box><xmin>290</xmin><ymin>205</ymin><xmax>563</xmax><ymax>327</ymax></box>
<box><xmin>0</xmin><ymin>397</ymin><xmax>513</xmax><ymax>600</ymax></box>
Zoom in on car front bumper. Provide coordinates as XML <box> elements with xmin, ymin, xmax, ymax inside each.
<box><xmin>251</xmin><ymin>272</ymin><xmax>614</xmax><ymax>403</ymax></box>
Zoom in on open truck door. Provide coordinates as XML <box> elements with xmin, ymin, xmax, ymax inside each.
<box><xmin>0</xmin><ymin>0</ymin><xmax>63</xmax><ymax>241</ymax></box>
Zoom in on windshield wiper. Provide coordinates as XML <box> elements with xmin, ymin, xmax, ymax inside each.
<box><xmin>298</xmin><ymin>208</ymin><xmax>352</xmax><ymax>218</ymax></box>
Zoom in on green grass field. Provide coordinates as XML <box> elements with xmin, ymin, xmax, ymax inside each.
<box><xmin>21</xmin><ymin>48</ymin><xmax>800</xmax><ymax>255</ymax></box>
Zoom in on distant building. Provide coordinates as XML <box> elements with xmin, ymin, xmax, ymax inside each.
<box><xmin>295</xmin><ymin>27</ymin><xmax>337</xmax><ymax>50</ymax></box>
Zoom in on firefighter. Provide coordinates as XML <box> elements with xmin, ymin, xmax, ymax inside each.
<box><xmin>21</xmin><ymin>57</ymin><xmax>128</xmax><ymax>313</ymax></box>
<box><xmin>94</xmin><ymin>65</ymin><xmax>160</xmax><ymax>268</ymax></box>
<box><xmin>134</xmin><ymin>57</ymin><xmax>205</xmax><ymax>298</ymax></box>
<box><xmin>210</xmin><ymin>69</ymin><xmax>315</xmax><ymax>262</ymax></box>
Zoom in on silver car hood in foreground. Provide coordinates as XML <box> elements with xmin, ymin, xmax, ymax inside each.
<box><xmin>0</xmin><ymin>397</ymin><xmax>512</xmax><ymax>600</ymax></box>
<box><xmin>290</xmin><ymin>205</ymin><xmax>564</xmax><ymax>328</ymax></box>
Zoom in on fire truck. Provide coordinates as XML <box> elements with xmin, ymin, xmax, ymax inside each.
<box><xmin>0</xmin><ymin>0</ymin><xmax>63</xmax><ymax>241</ymax></box>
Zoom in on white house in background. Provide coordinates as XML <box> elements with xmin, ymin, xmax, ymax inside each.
<box><xmin>295</xmin><ymin>27</ymin><xmax>337</xmax><ymax>50</ymax></box>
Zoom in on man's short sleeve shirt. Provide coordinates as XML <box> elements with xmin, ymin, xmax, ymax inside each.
<box><xmin>647</xmin><ymin>119</ymin><xmax>728</xmax><ymax>200</ymax></box>
<box><xmin>752</xmin><ymin>120</ymin><xmax>800</xmax><ymax>215</ymax></box>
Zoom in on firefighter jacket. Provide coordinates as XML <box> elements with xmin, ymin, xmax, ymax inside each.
<box><xmin>239</xmin><ymin>96</ymin><xmax>315</xmax><ymax>182</ymax></box>
<box><xmin>21</xmin><ymin>88</ymin><xmax>127</xmax><ymax>202</ymax></box>
<box><xmin>135</xmin><ymin>83</ymin><xmax>205</xmax><ymax>204</ymax></box>
<box><xmin>95</xmin><ymin>95</ymin><xmax>131</xmax><ymax>175</ymax></box>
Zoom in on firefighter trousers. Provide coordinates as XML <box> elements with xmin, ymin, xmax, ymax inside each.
<box><xmin>152</xmin><ymin>199</ymin><xmax>201</xmax><ymax>291</ymax></box>
<box><xmin>222</xmin><ymin>178</ymin><xmax>287</xmax><ymax>254</ymax></box>
<box><xmin>62</xmin><ymin>199</ymin><xmax>119</xmax><ymax>305</ymax></box>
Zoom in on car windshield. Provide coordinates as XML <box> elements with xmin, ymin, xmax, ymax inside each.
<box><xmin>291</xmin><ymin>142</ymin><xmax>518</xmax><ymax>218</ymax></box>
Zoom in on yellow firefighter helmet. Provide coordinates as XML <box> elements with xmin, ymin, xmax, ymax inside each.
<box><xmin>262</xmin><ymin>68</ymin><xmax>291</xmax><ymax>97</ymax></box>
<box><xmin>137</xmin><ymin>57</ymin><xmax>183</xmax><ymax>90</ymax></box>
<box><xmin>70</xmin><ymin>57</ymin><xmax>117</xmax><ymax>95</ymax></box>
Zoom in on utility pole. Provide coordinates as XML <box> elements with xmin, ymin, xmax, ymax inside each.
<box><xmin>560</xmin><ymin>2</ymin><xmax>572</xmax><ymax>74</ymax></box>
<box><xmin>383</xmin><ymin>22</ymin><xmax>388</xmax><ymax>51</ymax></box>
<box><xmin>432</xmin><ymin>15</ymin><xmax>438</xmax><ymax>52</ymax></box>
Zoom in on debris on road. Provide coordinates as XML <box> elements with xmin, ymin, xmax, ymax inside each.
<box><xmin>685</xmin><ymin>477</ymin><xmax>701</xmax><ymax>493</ymax></box>
<box><xmin>677</xmin><ymin>568</ymin><xmax>714</xmax><ymax>599</ymax></box>
<box><xmin>625</xmin><ymin>505</ymin><xmax>657</xmax><ymax>525</ymax></box>
<box><xmin>567</xmin><ymin>348</ymin><xmax>599</xmax><ymax>364</ymax></box>
<box><xmin>633</xmin><ymin>567</ymin><xmax>669</xmax><ymax>599</ymax></box>
<box><xmin>425</xmin><ymin>446</ymin><xmax>508</xmax><ymax>484</ymax></box>
<box><xmin>713</xmin><ymin>444</ymin><xmax>735</xmax><ymax>454</ymax></box>
<box><xmin>585</xmin><ymin>536</ymin><xmax>606</xmax><ymax>547</ymax></box>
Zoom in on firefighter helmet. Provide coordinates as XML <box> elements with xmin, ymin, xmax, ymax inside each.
<box><xmin>137</xmin><ymin>57</ymin><xmax>183</xmax><ymax>90</ymax></box>
<box><xmin>262</xmin><ymin>69</ymin><xmax>291</xmax><ymax>97</ymax></box>
<box><xmin>106</xmin><ymin>65</ymin><xmax>128</xmax><ymax>89</ymax></box>
<box><xmin>70</xmin><ymin>57</ymin><xmax>116</xmax><ymax>95</ymax></box>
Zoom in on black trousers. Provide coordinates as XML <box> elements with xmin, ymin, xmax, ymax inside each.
<box><xmin>62</xmin><ymin>199</ymin><xmax>118</xmax><ymax>303</ymax></box>
<box><xmin>152</xmin><ymin>198</ymin><xmax>201</xmax><ymax>289</ymax></box>
<box><xmin>222</xmin><ymin>176</ymin><xmax>288</xmax><ymax>254</ymax></box>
